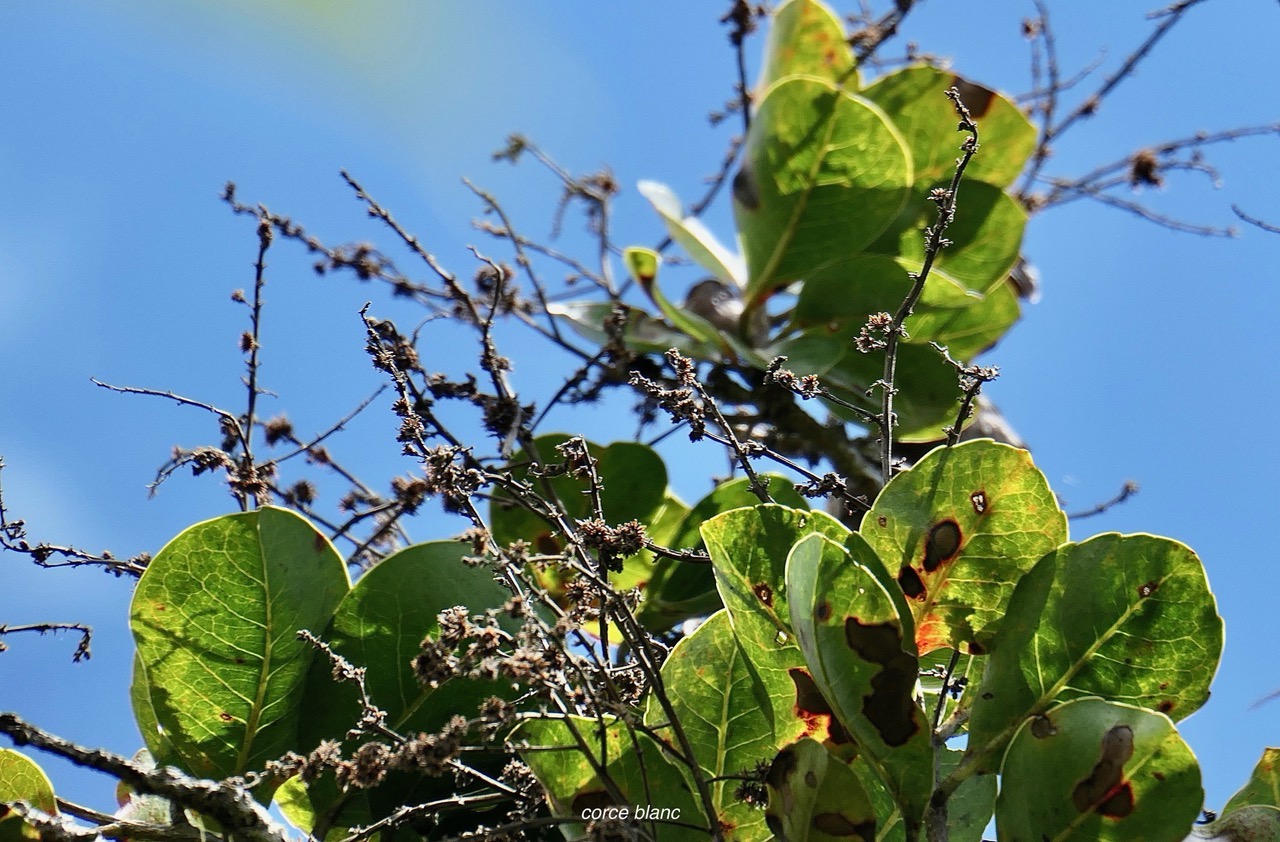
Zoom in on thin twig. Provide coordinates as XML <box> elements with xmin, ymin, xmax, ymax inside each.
<box><xmin>880</xmin><ymin>89</ymin><xmax>980</xmax><ymax>483</ymax></box>
<box><xmin>1066</xmin><ymin>480</ymin><xmax>1139</xmax><ymax>520</ymax></box>
<box><xmin>0</xmin><ymin>623</ymin><xmax>92</xmax><ymax>662</ymax></box>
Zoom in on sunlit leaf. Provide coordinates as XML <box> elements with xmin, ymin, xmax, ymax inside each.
<box><xmin>764</xmin><ymin>739</ymin><xmax>879</xmax><ymax>842</ymax></box>
<box><xmin>786</xmin><ymin>533</ymin><xmax>932</xmax><ymax>833</ymax></box>
<box><xmin>759</xmin><ymin>0</ymin><xmax>857</xmax><ymax>91</ymax></box>
<box><xmin>644</xmin><ymin>611</ymin><xmax>777</xmax><ymax>840</ymax></box>
<box><xmin>636</xmin><ymin>475</ymin><xmax>808</xmax><ymax>631</ymax></box>
<box><xmin>0</xmin><ymin>749</ymin><xmax>56</xmax><ymax>842</ymax></box>
<box><xmin>792</xmin><ymin>255</ymin><xmax>1016</xmax><ymax>359</ymax></box>
<box><xmin>1225</xmin><ymin>748</ymin><xmax>1280</xmax><ymax>813</ymax></box>
<box><xmin>491</xmin><ymin>433</ymin><xmax>668</xmax><ymax>560</ymax></box>
<box><xmin>701</xmin><ymin>505</ymin><xmax>858</xmax><ymax>750</ymax></box>
<box><xmin>903</xmin><ymin>276</ymin><xmax>1019</xmax><ymax>360</ymax></box>
<box><xmin>818</xmin><ymin>337</ymin><xmax>967</xmax><ymax>442</ymax></box>
<box><xmin>130</xmin><ymin>507</ymin><xmax>350</xmax><ymax>783</ymax></box>
<box><xmin>996</xmin><ymin>698</ymin><xmax>1202</xmax><ymax>842</ymax></box>
<box><xmin>548</xmin><ymin>300</ymin><xmax>723</xmax><ymax>359</ymax></box>
<box><xmin>515</xmin><ymin>716</ymin><xmax>706</xmax><ymax>842</ymax></box>
<box><xmin>968</xmin><ymin>533</ymin><xmax>1222</xmax><ymax>775</ymax></box>
<box><xmin>868</xmin><ymin>180</ymin><xmax>1027</xmax><ymax>295</ymax></box>
<box><xmin>862</xmin><ymin>439</ymin><xmax>1067</xmax><ymax>654</ymax></box>
<box><xmin>862</xmin><ymin>65</ymin><xmax>1035</xmax><ymax>188</ymax></box>
<box><xmin>637</xmin><ymin>180</ymin><xmax>746</xmax><ymax>288</ymax></box>
<box><xmin>735</xmin><ymin>76</ymin><xmax>912</xmax><ymax>304</ymax></box>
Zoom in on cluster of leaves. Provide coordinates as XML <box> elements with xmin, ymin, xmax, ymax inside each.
<box><xmin>4</xmin><ymin>2</ymin><xmax>1279</xmax><ymax>842</ymax></box>
<box><xmin>4</xmin><ymin>439</ymin><xmax>1276</xmax><ymax>842</ymax></box>
<box><xmin>556</xmin><ymin>0</ymin><xmax>1033</xmax><ymax>440</ymax></box>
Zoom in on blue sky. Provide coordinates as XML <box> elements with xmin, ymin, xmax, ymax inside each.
<box><xmin>2</xmin><ymin>0</ymin><xmax>1278</xmax><ymax>820</ymax></box>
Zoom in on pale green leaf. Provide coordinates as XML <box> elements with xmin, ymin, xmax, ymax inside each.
<box><xmin>996</xmin><ymin>698</ymin><xmax>1202</xmax><ymax>842</ymax></box>
<box><xmin>130</xmin><ymin>507</ymin><xmax>350</xmax><ymax>781</ymax></box>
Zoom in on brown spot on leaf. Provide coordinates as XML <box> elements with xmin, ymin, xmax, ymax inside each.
<box><xmin>1138</xmin><ymin>580</ymin><xmax>1158</xmax><ymax>599</ymax></box>
<box><xmin>922</xmin><ymin>520</ymin><xmax>962</xmax><ymax>573</ymax></box>
<box><xmin>754</xmin><ymin>582</ymin><xmax>774</xmax><ymax>607</ymax></box>
<box><xmin>733</xmin><ymin>167</ymin><xmax>761</xmax><ymax>211</ymax></box>
<box><xmin>813</xmin><ymin>813</ymin><xmax>876</xmax><ymax>840</ymax></box>
<box><xmin>804</xmin><ymin>770</ymin><xmax>818</xmax><ymax>788</ymax></box>
<box><xmin>218</xmin><ymin>712</ymin><xmax>234</xmax><ymax>722</ymax></box>
<box><xmin>535</xmin><ymin>533</ymin><xmax>559</xmax><ymax>555</ymax></box>
<box><xmin>1072</xmin><ymin>725</ymin><xmax>1135</xmax><ymax>816</ymax></box>
<box><xmin>313</xmin><ymin>532</ymin><xmax>326</xmax><ymax>553</ymax></box>
<box><xmin>966</xmin><ymin>640</ymin><xmax>987</xmax><ymax>656</ymax></box>
<box><xmin>1030</xmin><ymin>714</ymin><xmax>1056</xmax><ymax>739</ymax></box>
<box><xmin>877</xmin><ymin>516</ymin><xmax>888</xmax><ymax>528</ymax></box>
<box><xmin>790</xmin><ymin>668</ymin><xmax>852</xmax><ymax>745</ymax></box>
<box><xmin>815</xmin><ymin>600</ymin><xmax>832</xmax><ymax>623</ymax></box>
<box><xmin>843</xmin><ymin>618</ymin><xmax>919</xmax><ymax>746</ymax></box>
<box><xmin>1158</xmin><ymin>700</ymin><xmax>1175</xmax><ymax>714</ymax></box>
<box><xmin>1097</xmin><ymin>785</ymin><xmax>1135</xmax><ymax>818</ymax></box>
<box><xmin>153</xmin><ymin>603</ymin><xmax>166</xmax><ymax>612</ymax></box>
<box><xmin>970</xmin><ymin>491</ymin><xmax>988</xmax><ymax>515</ymax></box>
<box><xmin>948</xmin><ymin>77</ymin><xmax>996</xmax><ymax>118</ymax></box>
<box><xmin>898</xmin><ymin>565</ymin><xmax>925</xmax><ymax>599</ymax></box>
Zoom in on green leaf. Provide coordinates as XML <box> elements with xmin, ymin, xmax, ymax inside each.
<box><xmin>702</xmin><ymin>505</ymin><xmax>850</xmax><ymax>650</ymax></box>
<box><xmin>784</xmin><ymin>331</ymin><xmax>965</xmax><ymax>442</ymax></box>
<box><xmin>862</xmin><ymin>439</ymin><xmax>1068</xmax><ymax>654</ymax></box>
<box><xmin>862</xmin><ymin>66</ymin><xmax>1036</xmax><ymax>188</ymax></box>
<box><xmin>636</xmin><ymin>475</ymin><xmax>809</xmax><ymax>631</ymax></box>
<box><xmin>764</xmin><ymin>739</ymin><xmax>879</xmax><ymax>842</ymax></box>
<box><xmin>0</xmin><ymin>750</ymin><xmax>56</xmax><ymax>842</ymax></box>
<box><xmin>701</xmin><ymin>505</ymin><xmax>858</xmax><ymax>749</ymax></box>
<box><xmin>295</xmin><ymin>540</ymin><xmax>520</xmax><ymax>829</ymax></box>
<box><xmin>299</xmin><ymin>540</ymin><xmax>517</xmax><ymax>740</ymax></box>
<box><xmin>904</xmin><ymin>276</ymin><xmax>1020</xmax><ymax>360</ymax></box>
<box><xmin>131</xmin><ymin>652</ymin><xmax>176</xmax><ymax>767</ymax></box>
<box><xmin>759</xmin><ymin>0</ymin><xmax>857</xmax><ymax>91</ymax></box>
<box><xmin>792</xmin><ymin>255</ymin><xmax>1017</xmax><ymax>360</ymax></box>
<box><xmin>1226</xmin><ymin>749</ymin><xmax>1280</xmax><ymax>813</ymax></box>
<box><xmin>515</xmin><ymin>716</ymin><xmax>706</xmax><ymax>841</ymax></box>
<box><xmin>734</xmin><ymin>76</ymin><xmax>912</xmax><ymax>304</ymax></box>
<box><xmin>644</xmin><ymin>610</ymin><xmax>776</xmax><ymax>840</ymax></box>
<box><xmin>1187</xmin><ymin>806</ymin><xmax>1280</xmax><ymax>841</ymax></box>
<box><xmin>785</xmin><ymin>533</ymin><xmax>933</xmax><ymax>834</ymax></box>
<box><xmin>614</xmin><ymin>489</ymin><xmax>690</xmax><ymax>598</ymax></box>
<box><xmin>130</xmin><ymin>507</ymin><xmax>350</xmax><ymax>782</ymax></box>
<box><xmin>995</xmin><ymin>698</ymin><xmax>1202</xmax><ymax>842</ymax></box>
<box><xmin>547</xmin><ymin>300</ymin><xmax>724</xmax><ymax>359</ymax></box>
<box><xmin>491</xmin><ymin>433</ymin><xmax>668</xmax><ymax>563</ymax></box>
<box><xmin>939</xmin><ymin>748</ymin><xmax>996</xmax><ymax>842</ymax></box>
<box><xmin>867</xmin><ymin>180</ymin><xmax>1027</xmax><ymax>295</ymax></box>
<box><xmin>272</xmin><ymin>777</ymin><xmax>348</xmax><ymax>840</ymax></box>
<box><xmin>637</xmin><ymin>181</ymin><xmax>746</xmax><ymax>288</ymax></box>
<box><xmin>849</xmin><ymin>758</ymin><xmax>907</xmax><ymax>842</ymax></box>
<box><xmin>794</xmin><ymin>255</ymin><xmax>975</xmax><ymax>329</ymax></box>
<box><xmin>625</xmin><ymin>246</ymin><xmax>724</xmax><ymax>347</ymax></box>
<box><xmin>968</xmin><ymin>534</ymin><xmax>1222</xmax><ymax>774</ymax></box>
